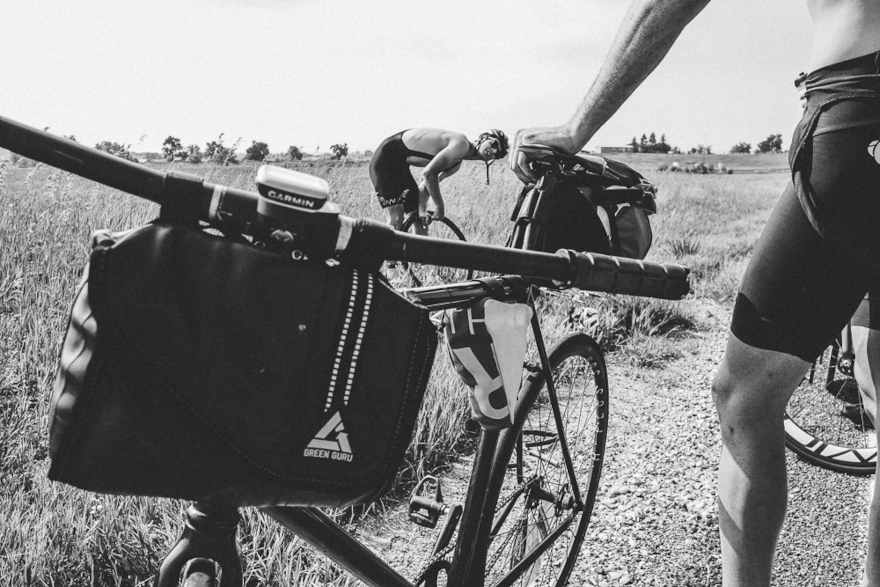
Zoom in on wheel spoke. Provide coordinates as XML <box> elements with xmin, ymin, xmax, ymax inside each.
<box><xmin>485</xmin><ymin>334</ymin><xmax>607</xmax><ymax>586</ymax></box>
<box><xmin>785</xmin><ymin>342</ymin><xmax>877</xmax><ymax>475</ymax></box>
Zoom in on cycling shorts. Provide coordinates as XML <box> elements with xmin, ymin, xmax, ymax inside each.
<box><xmin>730</xmin><ymin>51</ymin><xmax>880</xmax><ymax>362</ymax></box>
<box><xmin>369</xmin><ymin>133</ymin><xmax>420</xmax><ymax>213</ymax></box>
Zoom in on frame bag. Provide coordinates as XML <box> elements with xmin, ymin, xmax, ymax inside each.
<box><xmin>48</xmin><ymin>222</ymin><xmax>437</xmax><ymax>508</ymax></box>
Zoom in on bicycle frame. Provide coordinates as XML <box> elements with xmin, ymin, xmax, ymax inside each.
<box><xmin>156</xmin><ymin>276</ymin><xmax>583</xmax><ymax>587</ymax></box>
<box><xmin>0</xmin><ymin>114</ymin><xmax>689</xmax><ymax>586</ymax></box>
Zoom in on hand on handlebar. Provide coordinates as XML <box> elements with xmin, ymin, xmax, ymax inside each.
<box><xmin>510</xmin><ymin>126</ymin><xmax>583</xmax><ymax>184</ymax></box>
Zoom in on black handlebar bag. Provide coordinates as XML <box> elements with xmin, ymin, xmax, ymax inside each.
<box><xmin>48</xmin><ymin>222</ymin><xmax>437</xmax><ymax>508</ymax></box>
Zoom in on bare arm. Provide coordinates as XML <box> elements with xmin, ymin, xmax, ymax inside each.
<box><xmin>417</xmin><ymin>163</ymin><xmax>462</xmax><ymax>218</ymax></box>
<box><xmin>511</xmin><ymin>0</ymin><xmax>711</xmax><ymax>182</ymax></box>
<box><xmin>421</xmin><ymin>143</ymin><xmax>468</xmax><ymax>221</ymax></box>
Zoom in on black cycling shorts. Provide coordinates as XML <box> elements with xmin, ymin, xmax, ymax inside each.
<box><xmin>730</xmin><ymin>52</ymin><xmax>880</xmax><ymax>362</ymax></box>
<box><xmin>369</xmin><ymin>134</ymin><xmax>420</xmax><ymax>213</ymax></box>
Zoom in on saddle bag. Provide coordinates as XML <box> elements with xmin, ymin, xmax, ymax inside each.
<box><xmin>507</xmin><ymin>156</ymin><xmax>655</xmax><ymax>259</ymax></box>
<box><xmin>48</xmin><ymin>221</ymin><xmax>437</xmax><ymax>508</ymax></box>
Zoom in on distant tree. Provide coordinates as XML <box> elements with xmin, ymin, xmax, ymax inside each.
<box><xmin>204</xmin><ymin>135</ymin><xmax>224</xmax><ymax>161</ymax></box>
<box><xmin>95</xmin><ymin>141</ymin><xmax>137</xmax><ymax>162</ymax></box>
<box><xmin>630</xmin><ymin>132</ymin><xmax>671</xmax><ymax>153</ymax></box>
<box><xmin>205</xmin><ymin>134</ymin><xmax>239</xmax><ymax>165</ymax></box>
<box><xmin>287</xmin><ymin>145</ymin><xmax>304</xmax><ymax>160</ymax></box>
<box><xmin>757</xmin><ymin>134</ymin><xmax>783</xmax><ymax>153</ymax></box>
<box><xmin>64</xmin><ymin>135</ymin><xmax>77</xmax><ymax>142</ymax></box>
<box><xmin>246</xmin><ymin>141</ymin><xmax>270</xmax><ymax>161</ymax></box>
<box><xmin>330</xmin><ymin>143</ymin><xmax>349</xmax><ymax>160</ymax></box>
<box><xmin>689</xmin><ymin>144</ymin><xmax>712</xmax><ymax>155</ymax></box>
<box><xmin>162</xmin><ymin>136</ymin><xmax>183</xmax><ymax>160</ymax></box>
<box><xmin>186</xmin><ymin>144</ymin><xmax>202</xmax><ymax>164</ymax></box>
<box><xmin>730</xmin><ymin>142</ymin><xmax>752</xmax><ymax>154</ymax></box>
<box><xmin>655</xmin><ymin>134</ymin><xmax>671</xmax><ymax>154</ymax></box>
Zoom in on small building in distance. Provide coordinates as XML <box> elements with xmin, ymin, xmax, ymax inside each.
<box><xmin>598</xmin><ymin>146</ymin><xmax>635</xmax><ymax>154</ymax></box>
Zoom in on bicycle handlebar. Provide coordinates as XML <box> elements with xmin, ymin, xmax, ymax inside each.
<box><xmin>0</xmin><ymin>115</ymin><xmax>691</xmax><ymax>300</ymax></box>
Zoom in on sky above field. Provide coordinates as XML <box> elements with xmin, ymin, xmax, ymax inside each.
<box><xmin>1</xmin><ymin>0</ymin><xmax>812</xmax><ymax>156</ymax></box>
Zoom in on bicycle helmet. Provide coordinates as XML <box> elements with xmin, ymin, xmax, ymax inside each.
<box><xmin>476</xmin><ymin>129</ymin><xmax>509</xmax><ymax>184</ymax></box>
<box><xmin>478</xmin><ymin>129</ymin><xmax>509</xmax><ymax>159</ymax></box>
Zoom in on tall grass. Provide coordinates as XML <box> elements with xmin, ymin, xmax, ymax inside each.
<box><xmin>0</xmin><ymin>157</ymin><xmax>786</xmax><ymax>585</ymax></box>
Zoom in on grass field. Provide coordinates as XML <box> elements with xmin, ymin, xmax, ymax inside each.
<box><xmin>0</xmin><ymin>155</ymin><xmax>790</xmax><ymax>586</ymax></box>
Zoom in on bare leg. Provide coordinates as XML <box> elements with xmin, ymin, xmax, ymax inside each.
<box><xmin>852</xmin><ymin>296</ymin><xmax>879</xmax><ymax>425</ymax></box>
<box><xmin>411</xmin><ymin>217</ymin><xmax>428</xmax><ymax>236</ymax></box>
<box><xmin>853</xmin><ymin>296</ymin><xmax>880</xmax><ymax>586</ymax></box>
<box><xmin>868</xmin><ymin>446</ymin><xmax>880</xmax><ymax>587</ymax></box>
<box><xmin>711</xmin><ymin>333</ymin><xmax>810</xmax><ymax>587</ymax></box>
<box><xmin>383</xmin><ymin>204</ymin><xmax>405</xmax><ymax>231</ymax></box>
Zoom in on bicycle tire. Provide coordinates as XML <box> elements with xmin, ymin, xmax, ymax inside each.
<box><xmin>784</xmin><ymin>343</ymin><xmax>877</xmax><ymax>475</ymax></box>
<box><xmin>484</xmin><ymin>333</ymin><xmax>609</xmax><ymax>587</ymax></box>
<box><xmin>396</xmin><ymin>213</ymin><xmax>474</xmax><ymax>288</ymax></box>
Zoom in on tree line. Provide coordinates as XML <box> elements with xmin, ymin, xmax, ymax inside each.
<box><xmin>729</xmin><ymin>134</ymin><xmax>783</xmax><ymax>154</ymax></box>
<box><xmin>156</xmin><ymin>137</ymin><xmax>350</xmax><ymax>165</ymax></box>
<box><xmin>83</xmin><ymin>135</ymin><xmax>353</xmax><ymax>165</ymax></box>
<box><xmin>627</xmin><ymin>132</ymin><xmax>785</xmax><ymax>155</ymax></box>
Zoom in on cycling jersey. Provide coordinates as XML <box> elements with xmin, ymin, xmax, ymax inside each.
<box><xmin>731</xmin><ymin>51</ymin><xmax>880</xmax><ymax>362</ymax></box>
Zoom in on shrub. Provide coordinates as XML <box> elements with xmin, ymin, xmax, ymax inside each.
<box><xmin>95</xmin><ymin>141</ymin><xmax>137</xmax><ymax>162</ymax></box>
<box><xmin>246</xmin><ymin>141</ymin><xmax>270</xmax><ymax>162</ymax></box>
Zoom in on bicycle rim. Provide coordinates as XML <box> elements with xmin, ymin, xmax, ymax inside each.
<box><xmin>397</xmin><ymin>215</ymin><xmax>474</xmax><ymax>288</ymax></box>
<box><xmin>485</xmin><ymin>333</ymin><xmax>608</xmax><ymax>587</ymax></box>
<box><xmin>784</xmin><ymin>344</ymin><xmax>877</xmax><ymax>475</ymax></box>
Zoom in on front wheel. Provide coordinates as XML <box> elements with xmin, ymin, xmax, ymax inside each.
<box><xmin>784</xmin><ymin>342</ymin><xmax>877</xmax><ymax>475</ymax></box>
<box><xmin>395</xmin><ymin>212</ymin><xmax>473</xmax><ymax>288</ymax></box>
<box><xmin>484</xmin><ymin>333</ymin><xmax>609</xmax><ymax>586</ymax></box>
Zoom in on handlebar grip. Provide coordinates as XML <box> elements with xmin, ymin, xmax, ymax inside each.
<box><xmin>0</xmin><ymin>115</ymin><xmax>167</xmax><ymax>203</ymax></box>
<box><xmin>557</xmin><ymin>250</ymin><xmax>690</xmax><ymax>300</ymax></box>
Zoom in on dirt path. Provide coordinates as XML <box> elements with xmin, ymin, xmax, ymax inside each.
<box><xmin>352</xmin><ymin>300</ymin><xmax>872</xmax><ymax>586</ymax></box>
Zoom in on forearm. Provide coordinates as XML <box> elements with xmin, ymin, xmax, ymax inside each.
<box><xmin>422</xmin><ymin>175</ymin><xmax>445</xmax><ymax>214</ymax></box>
<box><xmin>569</xmin><ymin>0</ymin><xmax>711</xmax><ymax>145</ymax></box>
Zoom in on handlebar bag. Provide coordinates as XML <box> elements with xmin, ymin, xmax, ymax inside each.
<box><xmin>47</xmin><ymin>221</ymin><xmax>437</xmax><ymax>508</ymax></box>
<box><xmin>507</xmin><ymin>157</ymin><xmax>655</xmax><ymax>260</ymax></box>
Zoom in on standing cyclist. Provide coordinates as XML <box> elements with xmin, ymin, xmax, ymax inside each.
<box><xmin>370</xmin><ymin>128</ymin><xmax>508</xmax><ymax>233</ymax></box>
<box><xmin>509</xmin><ymin>0</ymin><xmax>880</xmax><ymax>585</ymax></box>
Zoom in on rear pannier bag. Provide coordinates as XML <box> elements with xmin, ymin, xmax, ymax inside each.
<box><xmin>507</xmin><ymin>156</ymin><xmax>655</xmax><ymax>259</ymax></box>
<box><xmin>48</xmin><ymin>222</ymin><xmax>437</xmax><ymax>508</ymax></box>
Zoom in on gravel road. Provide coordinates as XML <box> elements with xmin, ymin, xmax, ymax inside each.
<box><xmin>355</xmin><ymin>299</ymin><xmax>873</xmax><ymax>586</ymax></box>
<box><xmin>579</xmin><ymin>300</ymin><xmax>872</xmax><ymax>587</ymax></box>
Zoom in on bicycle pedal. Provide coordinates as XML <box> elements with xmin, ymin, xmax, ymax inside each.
<box><xmin>409</xmin><ymin>476</ymin><xmax>446</xmax><ymax>529</ymax></box>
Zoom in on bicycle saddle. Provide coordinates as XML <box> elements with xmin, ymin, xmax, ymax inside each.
<box><xmin>516</xmin><ymin>143</ymin><xmax>644</xmax><ymax>189</ymax></box>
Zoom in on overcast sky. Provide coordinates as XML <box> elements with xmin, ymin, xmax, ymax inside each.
<box><xmin>1</xmin><ymin>0</ymin><xmax>812</xmax><ymax>155</ymax></box>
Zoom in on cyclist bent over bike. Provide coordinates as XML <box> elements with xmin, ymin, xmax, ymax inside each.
<box><xmin>509</xmin><ymin>0</ymin><xmax>880</xmax><ymax>585</ymax></box>
<box><xmin>369</xmin><ymin>128</ymin><xmax>508</xmax><ymax>233</ymax></box>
